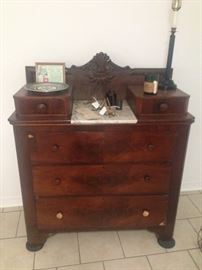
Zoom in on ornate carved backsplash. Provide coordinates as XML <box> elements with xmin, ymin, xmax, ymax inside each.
<box><xmin>26</xmin><ymin>52</ymin><xmax>167</xmax><ymax>100</ymax></box>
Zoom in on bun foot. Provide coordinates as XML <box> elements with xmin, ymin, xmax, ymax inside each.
<box><xmin>158</xmin><ymin>238</ymin><xmax>175</xmax><ymax>248</ymax></box>
<box><xmin>26</xmin><ymin>241</ymin><xmax>44</xmax><ymax>251</ymax></box>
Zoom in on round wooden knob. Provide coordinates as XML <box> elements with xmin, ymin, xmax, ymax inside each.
<box><xmin>56</xmin><ymin>212</ymin><xmax>63</xmax><ymax>219</ymax></box>
<box><xmin>27</xmin><ymin>133</ymin><xmax>34</xmax><ymax>139</ymax></box>
<box><xmin>142</xmin><ymin>210</ymin><xmax>150</xmax><ymax>217</ymax></box>
<box><xmin>144</xmin><ymin>175</ymin><xmax>151</xmax><ymax>182</ymax></box>
<box><xmin>36</xmin><ymin>103</ymin><xmax>47</xmax><ymax>114</ymax></box>
<box><xmin>54</xmin><ymin>178</ymin><xmax>61</xmax><ymax>185</ymax></box>
<box><xmin>159</xmin><ymin>102</ymin><xmax>169</xmax><ymax>113</ymax></box>
<box><xmin>147</xmin><ymin>144</ymin><xmax>155</xmax><ymax>151</ymax></box>
<box><xmin>52</xmin><ymin>144</ymin><xmax>60</xmax><ymax>152</ymax></box>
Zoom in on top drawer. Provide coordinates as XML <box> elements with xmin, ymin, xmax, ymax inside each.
<box><xmin>14</xmin><ymin>87</ymin><xmax>72</xmax><ymax>120</ymax></box>
<box><xmin>127</xmin><ymin>86</ymin><xmax>189</xmax><ymax>116</ymax></box>
<box><xmin>29</xmin><ymin>129</ymin><xmax>177</xmax><ymax>164</ymax></box>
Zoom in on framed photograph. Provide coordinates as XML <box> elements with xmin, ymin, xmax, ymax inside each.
<box><xmin>35</xmin><ymin>62</ymin><xmax>65</xmax><ymax>83</ymax></box>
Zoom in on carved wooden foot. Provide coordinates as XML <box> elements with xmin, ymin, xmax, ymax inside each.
<box><xmin>157</xmin><ymin>237</ymin><xmax>175</xmax><ymax>248</ymax></box>
<box><xmin>26</xmin><ymin>241</ymin><xmax>45</xmax><ymax>252</ymax></box>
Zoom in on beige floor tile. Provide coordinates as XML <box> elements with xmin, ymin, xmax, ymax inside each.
<box><xmin>104</xmin><ymin>257</ymin><xmax>151</xmax><ymax>270</ymax></box>
<box><xmin>17</xmin><ymin>211</ymin><xmax>27</xmax><ymax>237</ymax></box>
<box><xmin>189</xmin><ymin>217</ymin><xmax>202</xmax><ymax>233</ymax></box>
<box><xmin>167</xmin><ymin>219</ymin><xmax>198</xmax><ymax>252</ymax></box>
<box><xmin>176</xmin><ymin>196</ymin><xmax>201</xmax><ymax>219</ymax></box>
<box><xmin>3</xmin><ymin>206</ymin><xmax>23</xmax><ymax>212</ymax></box>
<box><xmin>189</xmin><ymin>249</ymin><xmax>202</xmax><ymax>270</ymax></box>
<box><xmin>118</xmin><ymin>230</ymin><xmax>165</xmax><ymax>257</ymax></box>
<box><xmin>78</xmin><ymin>231</ymin><xmax>124</xmax><ymax>263</ymax></box>
<box><xmin>0</xmin><ymin>237</ymin><xmax>34</xmax><ymax>270</ymax></box>
<box><xmin>0</xmin><ymin>211</ymin><xmax>20</xmax><ymax>238</ymax></box>
<box><xmin>148</xmin><ymin>250</ymin><xmax>198</xmax><ymax>270</ymax></box>
<box><xmin>58</xmin><ymin>262</ymin><xmax>104</xmax><ymax>270</ymax></box>
<box><xmin>189</xmin><ymin>193</ymin><xmax>202</xmax><ymax>212</ymax></box>
<box><xmin>34</xmin><ymin>233</ymin><xmax>79</xmax><ymax>269</ymax></box>
<box><xmin>0</xmin><ymin>208</ymin><xmax>3</xmax><ymax>212</ymax></box>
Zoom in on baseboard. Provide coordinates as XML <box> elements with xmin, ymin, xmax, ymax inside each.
<box><xmin>0</xmin><ymin>196</ymin><xmax>22</xmax><ymax>208</ymax></box>
<box><xmin>181</xmin><ymin>178</ymin><xmax>202</xmax><ymax>192</ymax></box>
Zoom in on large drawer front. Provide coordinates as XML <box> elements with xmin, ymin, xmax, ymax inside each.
<box><xmin>36</xmin><ymin>195</ymin><xmax>168</xmax><ymax>230</ymax></box>
<box><xmin>30</xmin><ymin>130</ymin><xmax>176</xmax><ymax>164</ymax></box>
<box><xmin>30</xmin><ymin>131</ymin><xmax>104</xmax><ymax>164</ymax></box>
<box><xmin>33</xmin><ymin>164</ymin><xmax>171</xmax><ymax>196</ymax></box>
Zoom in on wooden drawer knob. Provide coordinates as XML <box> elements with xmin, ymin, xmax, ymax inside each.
<box><xmin>36</xmin><ymin>103</ymin><xmax>48</xmax><ymax>114</ymax></box>
<box><xmin>52</xmin><ymin>144</ymin><xmax>60</xmax><ymax>152</ymax></box>
<box><xmin>27</xmin><ymin>133</ymin><xmax>34</xmax><ymax>139</ymax></box>
<box><xmin>54</xmin><ymin>178</ymin><xmax>61</xmax><ymax>185</ymax></box>
<box><xmin>56</xmin><ymin>212</ymin><xmax>63</xmax><ymax>219</ymax></box>
<box><xmin>159</xmin><ymin>102</ymin><xmax>169</xmax><ymax>112</ymax></box>
<box><xmin>144</xmin><ymin>175</ymin><xmax>151</xmax><ymax>182</ymax></box>
<box><xmin>147</xmin><ymin>144</ymin><xmax>155</xmax><ymax>151</ymax></box>
<box><xmin>142</xmin><ymin>210</ymin><xmax>150</xmax><ymax>217</ymax></box>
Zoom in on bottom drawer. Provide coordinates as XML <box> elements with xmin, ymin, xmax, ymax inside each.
<box><xmin>36</xmin><ymin>195</ymin><xmax>168</xmax><ymax>230</ymax></box>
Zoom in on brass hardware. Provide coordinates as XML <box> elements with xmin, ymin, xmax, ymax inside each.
<box><xmin>27</xmin><ymin>134</ymin><xmax>34</xmax><ymax>139</ymax></box>
<box><xmin>142</xmin><ymin>210</ymin><xmax>150</xmax><ymax>217</ymax></box>
<box><xmin>56</xmin><ymin>212</ymin><xmax>63</xmax><ymax>220</ymax></box>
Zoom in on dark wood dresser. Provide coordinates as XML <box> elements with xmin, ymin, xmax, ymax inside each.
<box><xmin>8</xmin><ymin>53</ymin><xmax>194</xmax><ymax>251</ymax></box>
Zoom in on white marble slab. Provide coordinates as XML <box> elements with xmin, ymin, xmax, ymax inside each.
<box><xmin>71</xmin><ymin>100</ymin><xmax>138</xmax><ymax>124</ymax></box>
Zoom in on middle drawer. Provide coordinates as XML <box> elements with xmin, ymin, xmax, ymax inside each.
<box><xmin>32</xmin><ymin>163</ymin><xmax>171</xmax><ymax>196</ymax></box>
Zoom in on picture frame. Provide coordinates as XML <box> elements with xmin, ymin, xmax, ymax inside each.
<box><xmin>35</xmin><ymin>62</ymin><xmax>65</xmax><ymax>83</ymax></box>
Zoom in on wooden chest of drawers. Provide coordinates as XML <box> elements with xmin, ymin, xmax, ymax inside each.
<box><xmin>9</xmin><ymin>53</ymin><xmax>194</xmax><ymax>251</ymax></box>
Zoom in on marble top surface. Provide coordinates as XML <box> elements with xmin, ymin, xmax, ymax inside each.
<box><xmin>71</xmin><ymin>100</ymin><xmax>138</xmax><ymax>124</ymax></box>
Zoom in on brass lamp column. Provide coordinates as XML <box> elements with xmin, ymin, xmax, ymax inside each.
<box><xmin>160</xmin><ymin>0</ymin><xmax>182</xmax><ymax>90</ymax></box>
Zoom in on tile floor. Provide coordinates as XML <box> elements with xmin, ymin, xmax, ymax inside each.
<box><xmin>0</xmin><ymin>192</ymin><xmax>201</xmax><ymax>270</ymax></box>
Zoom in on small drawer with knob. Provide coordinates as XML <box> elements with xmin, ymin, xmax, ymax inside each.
<box><xmin>36</xmin><ymin>195</ymin><xmax>168</xmax><ymax>230</ymax></box>
<box><xmin>127</xmin><ymin>86</ymin><xmax>190</xmax><ymax>115</ymax></box>
<box><xmin>13</xmin><ymin>87</ymin><xmax>72</xmax><ymax>120</ymax></box>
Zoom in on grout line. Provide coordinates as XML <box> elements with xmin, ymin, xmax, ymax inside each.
<box><xmin>102</xmin><ymin>261</ymin><xmax>106</xmax><ymax>270</ymax></box>
<box><xmin>76</xmin><ymin>232</ymin><xmax>82</xmax><ymax>264</ymax></box>
<box><xmin>15</xmin><ymin>210</ymin><xmax>22</xmax><ymax>237</ymax></box>
<box><xmin>187</xmin><ymin>249</ymin><xmax>200</xmax><ymax>270</ymax></box>
<box><xmin>146</xmin><ymin>256</ymin><xmax>153</xmax><ymax>270</ymax></box>
<box><xmin>187</xmin><ymin>195</ymin><xmax>202</xmax><ymax>214</ymax></box>
<box><xmin>176</xmin><ymin>215</ymin><xmax>202</xmax><ymax>221</ymax></box>
<box><xmin>0</xmin><ymin>235</ymin><xmax>26</xmax><ymax>241</ymax></box>
<box><xmin>33</xmin><ymin>252</ymin><xmax>36</xmax><ymax>270</ymax></box>
<box><xmin>2</xmin><ymin>207</ymin><xmax>23</xmax><ymax>213</ymax></box>
<box><xmin>187</xmin><ymin>218</ymin><xmax>200</xmax><ymax>234</ymax></box>
<box><xmin>116</xmin><ymin>231</ymin><xmax>126</xmax><ymax>258</ymax></box>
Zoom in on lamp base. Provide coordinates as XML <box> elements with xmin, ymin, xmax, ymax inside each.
<box><xmin>159</xmin><ymin>78</ymin><xmax>177</xmax><ymax>90</ymax></box>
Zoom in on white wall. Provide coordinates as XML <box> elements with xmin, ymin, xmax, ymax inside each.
<box><xmin>0</xmin><ymin>0</ymin><xmax>201</xmax><ymax>207</ymax></box>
